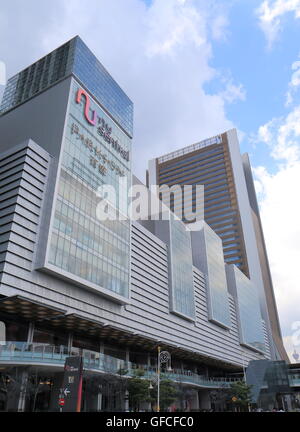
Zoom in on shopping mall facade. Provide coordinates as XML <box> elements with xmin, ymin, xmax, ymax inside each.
<box><xmin>0</xmin><ymin>37</ymin><xmax>298</xmax><ymax>412</ymax></box>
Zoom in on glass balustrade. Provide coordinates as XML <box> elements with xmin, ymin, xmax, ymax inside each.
<box><xmin>0</xmin><ymin>341</ymin><xmax>250</xmax><ymax>388</ymax></box>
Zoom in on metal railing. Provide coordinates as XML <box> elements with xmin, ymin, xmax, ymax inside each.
<box><xmin>289</xmin><ymin>374</ymin><xmax>300</xmax><ymax>386</ymax></box>
<box><xmin>157</xmin><ymin>135</ymin><xmax>222</xmax><ymax>164</ymax></box>
<box><xmin>0</xmin><ymin>342</ymin><xmax>248</xmax><ymax>389</ymax></box>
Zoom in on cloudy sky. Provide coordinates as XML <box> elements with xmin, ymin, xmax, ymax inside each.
<box><xmin>0</xmin><ymin>0</ymin><xmax>300</xmax><ymax>361</ymax></box>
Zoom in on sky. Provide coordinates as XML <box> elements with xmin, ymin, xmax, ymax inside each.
<box><xmin>0</xmin><ymin>0</ymin><xmax>300</xmax><ymax>361</ymax></box>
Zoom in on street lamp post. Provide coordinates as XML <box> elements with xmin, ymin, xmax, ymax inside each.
<box><xmin>156</xmin><ymin>346</ymin><xmax>171</xmax><ymax>412</ymax></box>
<box><xmin>157</xmin><ymin>346</ymin><xmax>161</xmax><ymax>413</ymax></box>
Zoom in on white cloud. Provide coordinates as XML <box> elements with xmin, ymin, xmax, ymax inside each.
<box><xmin>256</xmin><ymin>0</ymin><xmax>300</xmax><ymax>48</ymax></box>
<box><xmin>219</xmin><ymin>80</ymin><xmax>246</xmax><ymax>104</ymax></box>
<box><xmin>282</xmin><ymin>335</ymin><xmax>300</xmax><ymax>363</ymax></box>
<box><xmin>255</xmin><ymin>103</ymin><xmax>300</xmax><ymax>360</ymax></box>
<box><xmin>211</xmin><ymin>14</ymin><xmax>229</xmax><ymax>42</ymax></box>
<box><xmin>0</xmin><ymin>0</ymin><xmax>239</xmax><ymax>181</ymax></box>
<box><xmin>257</xmin><ymin>106</ymin><xmax>300</xmax><ymax>164</ymax></box>
<box><xmin>286</xmin><ymin>57</ymin><xmax>300</xmax><ymax>106</ymax></box>
<box><xmin>145</xmin><ymin>0</ymin><xmax>206</xmax><ymax>57</ymax></box>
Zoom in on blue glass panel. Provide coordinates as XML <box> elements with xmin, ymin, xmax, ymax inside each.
<box><xmin>0</xmin><ymin>37</ymin><xmax>133</xmax><ymax>138</ymax></box>
<box><xmin>232</xmin><ymin>266</ymin><xmax>266</xmax><ymax>352</ymax></box>
<box><xmin>203</xmin><ymin>224</ymin><xmax>231</xmax><ymax>328</ymax></box>
<box><xmin>47</xmin><ymin>79</ymin><xmax>132</xmax><ymax>299</ymax></box>
<box><xmin>73</xmin><ymin>38</ymin><xmax>133</xmax><ymax>137</ymax></box>
<box><xmin>169</xmin><ymin>214</ymin><xmax>195</xmax><ymax>319</ymax></box>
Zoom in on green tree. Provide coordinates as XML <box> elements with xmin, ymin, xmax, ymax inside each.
<box><xmin>209</xmin><ymin>383</ymin><xmax>230</xmax><ymax>412</ymax></box>
<box><xmin>160</xmin><ymin>379</ymin><xmax>178</xmax><ymax>411</ymax></box>
<box><xmin>227</xmin><ymin>381</ymin><xmax>253</xmax><ymax>412</ymax></box>
<box><xmin>150</xmin><ymin>379</ymin><xmax>178</xmax><ymax>411</ymax></box>
<box><xmin>127</xmin><ymin>369</ymin><xmax>151</xmax><ymax>412</ymax></box>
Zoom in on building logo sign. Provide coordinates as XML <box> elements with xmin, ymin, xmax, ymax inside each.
<box><xmin>71</xmin><ymin>122</ymin><xmax>125</xmax><ymax>177</ymax></box>
<box><xmin>76</xmin><ymin>88</ymin><xmax>129</xmax><ymax>162</ymax></box>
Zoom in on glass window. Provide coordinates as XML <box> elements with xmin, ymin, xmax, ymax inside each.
<box><xmin>204</xmin><ymin>225</ymin><xmax>231</xmax><ymax>328</ymax></box>
<box><xmin>169</xmin><ymin>214</ymin><xmax>195</xmax><ymax>319</ymax></box>
<box><xmin>33</xmin><ymin>327</ymin><xmax>68</xmax><ymax>346</ymax></box>
<box><xmin>0</xmin><ymin>318</ymin><xmax>28</xmax><ymax>342</ymax></box>
<box><xmin>0</xmin><ymin>37</ymin><xmax>133</xmax><ymax>137</ymax></box>
<box><xmin>230</xmin><ymin>266</ymin><xmax>266</xmax><ymax>352</ymax></box>
<box><xmin>72</xmin><ymin>335</ymin><xmax>100</xmax><ymax>353</ymax></box>
<box><xmin>195</xmin><ymin>222</ymin><xmax>231</xmax><ymax>328</ymax></box>
<box><xmin>47</xmin><ymin>79</ymin><xmax>131</xmax><ymax>299</ymax></box>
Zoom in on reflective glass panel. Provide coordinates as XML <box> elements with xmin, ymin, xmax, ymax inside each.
<box><xmin>169</xmin><ymin>214</ymin><xmax>195</xmax><ymax>319</ymax></box>
<box><xmin>47</xmin><ymin>79</ymin><xmax>131</xmax><ymax>299</ymax></box>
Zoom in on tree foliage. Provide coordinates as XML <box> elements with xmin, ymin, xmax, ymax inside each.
<box><xmin>127</xmin><ymin>369</ymin><xmax>151</xmax><ymax>412</ymax></box>
<box><xmin>227</xmin><ymin>381</ymin><xmax>252</xmax><ymax>411</ymax></box>
<box><xmin>150</xmin><ymin>379</ymin><xmax>178</xmax><ymax>411</ymax></box>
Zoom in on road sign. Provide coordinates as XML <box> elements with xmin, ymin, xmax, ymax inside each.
<box><xmin>63</xmin><ymin>388</ymin><xmax>71</xmax><ymax>397</ymax></box>
<box><xmin>59</xmin><ymin>398</ymin><xmax>65</xmax><ymax>406</ymax></box>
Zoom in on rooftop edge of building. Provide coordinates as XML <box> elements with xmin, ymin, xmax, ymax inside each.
<box><xmin>0</xmin><ymin>35</ymin><xmax>133</xmax><ymax>137</ymax></box>
<box><xmin>151</xmin><ymin>129</ymin><xmax>236</xmax><ymax>165</ymax></box>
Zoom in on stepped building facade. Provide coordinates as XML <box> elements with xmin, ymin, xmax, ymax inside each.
<box><xmin>0</xmin><ymin>37</ymin><xmax>293</xmax><ymax>412</ymax></box>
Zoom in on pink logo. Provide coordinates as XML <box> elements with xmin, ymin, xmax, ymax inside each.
<box><xmin>76</xmin><ymin>88</ymin><xmax>97</xmax><ymax>125</ymax></box>
<box><xmin>75</xmin><ymin>87</ymin><xmax>130</xmax><ymax>162</ymax></box>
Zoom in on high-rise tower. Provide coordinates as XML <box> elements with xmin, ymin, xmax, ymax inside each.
<box><xmin>148</xmin><ymin>129</ymin><xmax>288</xmax><ymax>362</ymax></box>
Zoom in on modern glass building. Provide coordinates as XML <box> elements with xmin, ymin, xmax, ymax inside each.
<box><xmin>45</xmin><ymin>78</ymin><xmax>132</xmax><ymax>301</ymax></box>
<box><xmin>0</xmin><ymin>37</ymin><xmax>291</xmax><ymax>412</ymax></box>
<box><xmin>148</xmin><ymin>130</ymin><xmax>288</xmax><ymax>363</ymax></box>
<box><xmin>148</xmin><ymin>134</ymin><xmax>248</xmax><ymax>274</ymax></box>
<box><xmin>0</xmin><ymin>37</ymin><xmax>133</xmax><ymax>137</ymax></box>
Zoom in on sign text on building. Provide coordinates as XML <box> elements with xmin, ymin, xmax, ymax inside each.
<box><xmin>76</xmin><ymin>88</ymin><xmax>129</xmax><ymax>162</ymax></box>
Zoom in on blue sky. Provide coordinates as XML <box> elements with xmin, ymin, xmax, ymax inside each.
<box><xmin>205</xmin><ymin>0</ymin><xmax>300</xmax><ymax>171</ymax></box>
<box><xmin>0</xmin><ymin>0</ymin><xmax>300</xmax><ymax>360</ymax></box>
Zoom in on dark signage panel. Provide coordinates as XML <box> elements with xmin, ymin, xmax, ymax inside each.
<box><xmin>59</xmin><ymin>356</ymin><xmax>83</xmax><ymax>412</ymax></box>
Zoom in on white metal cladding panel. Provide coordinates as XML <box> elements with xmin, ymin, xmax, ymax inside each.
<box><xmin>0</xmin><ymin>142</ymin><xmax>48</xmax><ymax>264</ymax></box>
<box><xmin>262</xmin><ymin>320</ymin><xmax>271</xmax><ymax>358</ymax></box>
<box><xmin>193</xmin><ymin>269</ymin><xmax>267</xmax><ymax>365</ymax></box>
<box><xmin>129</xmin><ymin>223</ymin><xmax>269</xmax><ymax>365</ymax></box>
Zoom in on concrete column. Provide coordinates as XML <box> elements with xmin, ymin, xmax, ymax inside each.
<box><xmin>17</xmin><ymin>369</ymin><xmax>29</xmax><ymax>412</ymax></box>
<box><xmin>97</xmin><ymin>392</ymin><xmax>103</xmax><ymax>412</ymax></box>
<box><xmin>189</xmin><ymin>391</ymin><xmax>199</xmax><ymax>411</ymax></box>
<box><xmin>125</xmin><ymin>347</ymin><xmax>130</xmax><ymax>374</ymax></box>
<box><xmin>283</xmin><ymin>394</ymin><xmax>293</xmax><ymax>411</ymax></box>
<box><xmin>124</xmin><ymin>390</ymin><xmax>129</xmax><ymax>412</ymax></box>
<box><xmin>6</xmin><ymin>368</ymin><xmax>29</xmax><ymax>412</ymax></box>
<box><xmin>198</xmin><ymin>390</ymin><xmax>211</xmax><ymax>411</ymax></box>
<box><xmin>67</xmin><ymin>333</ymin><xmax>73</xmax><ymax>354</ymax></box>
<box><xmin>27</xmin><ymin>322</ymin><xmax>34</xmax><ymax>343</ymax></box>
<box><xmin>100</xmin><ymin>341</ymin><xmax>104</xmax><ymax>354</ymax></box>
<box><xmin>49</xmin><ymin>372</ymin><xmax>64</xmax><ymax>412</ymax></box>
<box><xmin>85</xmin><ymin>377</ymin><xmax>101</xmax><ymax>412</ymax></box>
